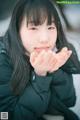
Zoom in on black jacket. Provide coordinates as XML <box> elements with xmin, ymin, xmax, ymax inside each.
<box><xmin>0</xmin><ymin>36</ymin><xmax>80</xmax><ymax>120</ymax></box>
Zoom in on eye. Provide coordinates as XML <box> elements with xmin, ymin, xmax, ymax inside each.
<box><xmin>29</xmin><ymin>27</ymin><xmax>38</xmax><ymax>30</ymax></box>
<box><xmin>48</xmin><ymin>27</ymin><xmax>55</xmax><ymax>30</ymax></box>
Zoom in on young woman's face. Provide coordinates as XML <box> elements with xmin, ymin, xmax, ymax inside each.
<box><xmin>19</xmin><ymin>16</ymin><xmax>57</xmax><ymax>55</ymax></box>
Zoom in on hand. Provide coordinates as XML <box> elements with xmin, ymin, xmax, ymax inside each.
<box><xmin>30</xmin><ymin>47</ymin><xmax>72</xmax><ymax>76</ymax></box>
<box><xmin>30</xmin><ymin>50</ymin><xmax>53</xmax><ymax>76</ymax></box>
<box><xmin>49</xmin><ymin>47</ymin><xmax>72</xmax><ymax>73</ymax></box>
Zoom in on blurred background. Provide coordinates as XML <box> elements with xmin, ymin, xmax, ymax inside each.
<box><xmin>0</xmin><ymin>0</ymin><xmax>80</xmax><ymax>118</ymax></box>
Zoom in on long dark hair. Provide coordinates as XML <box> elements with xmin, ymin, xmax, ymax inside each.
<box><xmin>4</xmin><ymin>0</ymin><xmax>80</xmax><ymax>95</ymax></box>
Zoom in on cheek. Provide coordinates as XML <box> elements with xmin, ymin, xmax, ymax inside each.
<box><xmin>50</xmin><ymin>31</ymin><xmax>57</xmax><ymax>49</ymax></box>
<box><xmin>23</xmin><ymin>38</ymin><xmax>35</xmax><ymax>53</ymax></box>
<box><xmin>20</xmin><ymin>35</ymin><xmax>30</xmax><ymax>52</ymax></box>
<box><xmin>51</xmin><ymin>31</ymin><xmax>57</xmax><ymax>43</ymax></box>
<box><xmin>54</xmin><ymin>29</ymin><xmax>57</xmax><ymax>38</ymax></box>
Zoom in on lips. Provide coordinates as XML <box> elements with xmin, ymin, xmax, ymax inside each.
<box><xmin>34</xmin><ymin>47</ymin><xmax>50</xmax><ymax>52</ymax></box>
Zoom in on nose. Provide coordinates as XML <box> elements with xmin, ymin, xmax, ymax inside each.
<box><xmin>39</xmin><ymin>31</ymin><xmax>49</xmax><ymax>43</ymax></box>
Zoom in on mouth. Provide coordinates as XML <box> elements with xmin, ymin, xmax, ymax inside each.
<box><xmin>34</xmin><ymin>47</ymin><xmax>51</xmax><ymax>52</ymax></box>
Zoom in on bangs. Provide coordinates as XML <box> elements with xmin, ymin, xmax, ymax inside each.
<box><xmin>23</xmin><ymin>0</ymin><xmax>57</xmax><ymax>26</ymax></box>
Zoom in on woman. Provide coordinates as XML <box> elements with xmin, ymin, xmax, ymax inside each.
<box><xmin>0</xmin><ymin>0</ymin><xmax>80</xmax><ymax>119</ymax></box>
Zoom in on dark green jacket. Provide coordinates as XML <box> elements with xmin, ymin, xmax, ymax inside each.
<box><xmin>0</xmin><ymin>37</ymin><xmax>80</xmax><ymax>120</ymax></box>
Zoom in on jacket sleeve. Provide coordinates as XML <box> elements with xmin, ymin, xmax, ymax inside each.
<box><xmin>61</xmin><ymin>43</ymin><xmax>80</xmax><ymax>74</ymax></box>
<box><xmin>0</xmin><ymin>53</ymin><xmax>40</xmax><ymax>120</ymax></box>
<box><xmin>0</xmin><ymin>52</ymin><xmax>52</xmax><ymax>120</ymax></box>
<box><xmin>47</xmin><ymin>69</ymin><xmax>76</xmax><ymax>113</ymax></box>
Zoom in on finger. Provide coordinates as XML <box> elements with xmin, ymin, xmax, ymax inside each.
<box><xmin>64</xmin><ymin>50</ymin><xmax>72</xmax><ymax>61</ymax></box>
<box><xmin>58</xmin><ymin>47</ymin><xmax>68</xmax><ymax>57</ymax></box>
<box><xmin>30</xmin><ymin>51</ymin><xmax>39</xmax><ymax>65</ymax></box>
<box><xmin>57</xmin><ymin>47</ymin><xmax>72</xmax><ymax>60</ymax></box>
<box><xmin>66</xmin><ymin>50</ymin><xmax>72</xmax><ymax>57</ymax></box>
<box><xmin>45</xmin><ymin>50</ymin><xmax>54</xmax><ymax>63</ymax></box>
<box><xmin>61</xmin><ymin>49</ymin><xmax>72</xmax><ymax>61</ymax></box>
<box><xmin>48</xmin><ymin>53</ymin><xmax>59</xmax><ymax>72</ymax></box>
<box><xmin>49</xmin><ymin>60</ymin><xmax>58</xmax><ymax>72</ymax></box>
<box><xmin>56</xmin><ymin>51</ymin><xmax>72</xmax><ymax>68</ymax></box>
<box><xmin>33</xmin><ymin>50</ymin><xmax>46</xmax><ymax>66</ymax></box>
